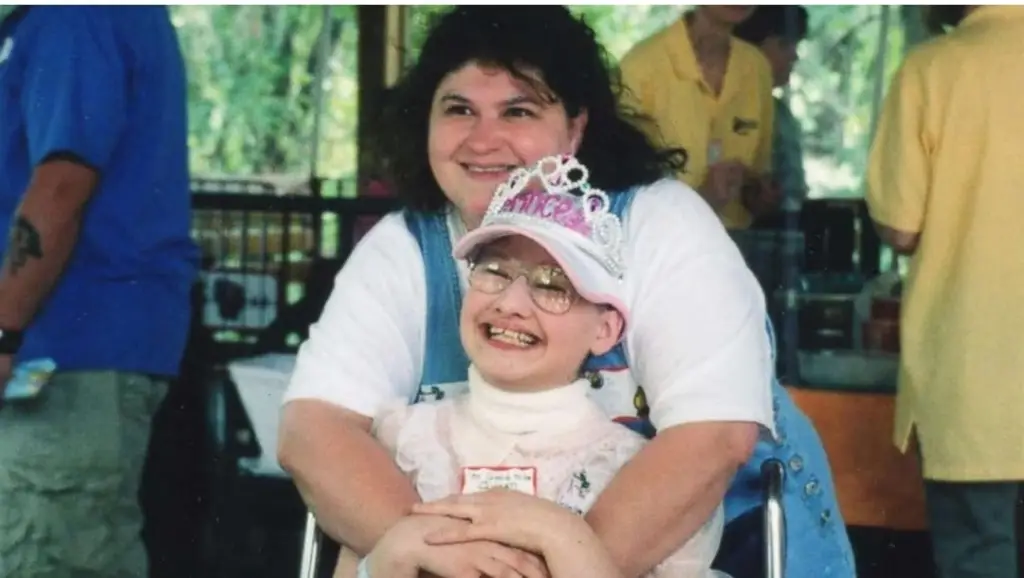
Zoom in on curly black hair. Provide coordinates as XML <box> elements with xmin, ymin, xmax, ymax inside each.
<box><xmin>367</xmin><ymin>6</ymin><xmax>686</xmax><ymax>212</ymax></box>
<box><xmin>733</xmin><ymin>6</ymin><xmax>809</xmax><ymax>46</ymax></box>
<box><xmin>924</xmin><ymin>6</ymin><xmax>967</xmax><ymax>35</ymax></box>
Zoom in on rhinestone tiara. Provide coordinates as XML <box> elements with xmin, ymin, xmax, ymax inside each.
<box><xmin>481</xmin><ymin>155</ymin><xmax>625</xmax><ymax>278</ymax></box>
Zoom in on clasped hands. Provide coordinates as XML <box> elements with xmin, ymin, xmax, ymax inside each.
<box><xmin>699</xmin><ymin>160</ymin><xmax>781</xmax><ymax>218</ymax></box>
<box><xmin>366</xmin><ymin>490</ymin><xmax>577</xmax><ymax>578</ymax></box>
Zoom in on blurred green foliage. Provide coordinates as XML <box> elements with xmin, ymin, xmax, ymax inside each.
<box><xmin>174</xmin><ymin>5</ymin><xmax>929</xmax><ymax>199</ymax></box>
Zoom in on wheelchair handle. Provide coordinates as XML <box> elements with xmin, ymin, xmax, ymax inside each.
<box><xmin>299</xmin><ymin>511</ymin><xmax>323</xmax><ymax>578</ymax></box>
<box><xmin>761</xmin><ymin>458</ymin><xmax>787</xmax><ymax>578</ymax></box>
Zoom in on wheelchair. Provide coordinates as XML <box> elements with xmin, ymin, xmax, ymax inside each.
<box><xmin>296</xmin><ymin>458</ymin><xmax>786</xmax><ymax>578</ymax></box>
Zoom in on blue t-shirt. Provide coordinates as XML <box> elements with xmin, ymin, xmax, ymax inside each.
<box><xmin>0</xmin><ymin>7</ymin><xmax>198</xmax><ymax>377</ymax></box>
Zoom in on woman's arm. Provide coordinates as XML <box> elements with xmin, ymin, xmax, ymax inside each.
<box><xmin>540</xmin><ymin>514</ymin><xmax>625</xmax><ymax>578</ymax></box>
<box><xmin>866</xmin><ymin>57</ymin><xmax>930</xmax><ymax>255</ymax></box>
<box><xmin>276</xmin><ymin>214</ymin><xmax>427</xmax><ymax>553</ymax></box>
<box><xmin>586</xmin><ymin>422</ymin><xmax>755</xmax><ymax>577</ymax></box>
<box><xmin>646</xmin><ymin>504</ymin><xmax>727</xmax><ymax>578</ymax></box>
<box><xmin>279</xmin><ymin>401</ymin><xmax>421</xmax><ymax>555</ymax></box>
<box><xmin>590</xmin><ymin>181</ymin><xmax>774</xmax><ymax>577</ymax></box>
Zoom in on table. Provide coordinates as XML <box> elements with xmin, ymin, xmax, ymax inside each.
<box><xmin>227</xmin><ymin>354</ymin><xmax>296</xmax><ymax>478</ymax></box>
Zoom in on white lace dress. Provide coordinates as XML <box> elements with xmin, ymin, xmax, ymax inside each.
<box><xmin>372</xmin><ymin>366</ymin><xmax>730</xmax><ymax>578</ymax></box>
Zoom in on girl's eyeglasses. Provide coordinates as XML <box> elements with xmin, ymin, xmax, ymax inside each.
<box><xmin>468</xmin><ymin>255</ymin><xmax>580</xmax><ymax>315</ymax></box>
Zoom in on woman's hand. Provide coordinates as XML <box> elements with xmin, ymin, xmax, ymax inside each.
<box><xmin>699</xmin><ymin>160</ymin><xmax>747</xmax><ymax>211</ymax></box>
<box><xmin>366</xmin><ymin>513</ymin><xmax>549</xmax><ymax>578</ymax></box>
<box><xmin>741</xmin><ymin>171</ymin><xmax>783</xmax><ymax>218</ymax></box>
<box><xmin>415</xmin><ymin>491</ymin><xmax>623</xmax><ymax>578</ymax></box>
<box><xmin>413</xmin><ymin>490</ymin><xmax>577</xmax><ymax>554</ymax></box>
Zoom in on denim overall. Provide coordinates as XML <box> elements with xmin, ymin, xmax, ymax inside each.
<box><xmin>402</xmin><ymin>190</ymin><xmax>856</xmax><ymax>578</ymax></box>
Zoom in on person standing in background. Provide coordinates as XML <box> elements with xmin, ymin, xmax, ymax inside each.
<box><xmin>0</xmin><ymin>6</ymin><xmax>197</xmax><ymax>577</ymax></box>
<box><xmin>621</xmin><ymin>5</ymin><xmax>781</xmax><ymax>230</ymax></box>
<box><xmin>733</xmin><ymin>6</ymin><xmax>810</xmax><ymax>229</ymax></box>
<box><xmin>867</xmin><ymin>6</ymin><xmax>1024</xmax><ymax>578</ymax></box>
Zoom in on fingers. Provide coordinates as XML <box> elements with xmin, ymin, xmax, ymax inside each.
<box><xmin>709</xmin><ymin>159</ymin><xmax>745</xmax><ymax>172</ymax></box>
<box><xmin>716</xmin><ymin>161</ymin><xmax>747</xmax><ymax>185</ymax></box>
<box><xmin>425</xmin><ymin>544</ymin><xmax>547</xmax><ymax>578</ymax></box>
<box><xmin>424</xmin><ymin>525</ymin><xmax>483</xmax><ymax>545</ymax></box>
<box><xmin>474</xmin><ymin>556</ymin><xmax>525</xmax><ymax>578</ymax></box>
<box><xmin>480</xmin><ymin>544</ymin><xmax>549</xmax><ymax>578</ymax></box>
<box><xmin>420</xmin><ymin>492</ymin><xmax>489</xmax><ymax>507</ymax></box>
<box><xmin>433</xmin><ymin>539</ymin><xmax>552</xmax><ymax>578</ymax></box>
<box><xmin>413</xmin><ymin>501</ymin><xmax>482</xmax><ymax>522</ymax></box>
<box><xmin>703</xmin><ymin>162</ymin><xmax>748</xmax><ymax>207</ymax></box>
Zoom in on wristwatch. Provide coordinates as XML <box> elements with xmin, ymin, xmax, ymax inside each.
<box><xmin>0</xmin><ymin>328</ymin><xmax>24</xmax><ymax>355</ymax></box>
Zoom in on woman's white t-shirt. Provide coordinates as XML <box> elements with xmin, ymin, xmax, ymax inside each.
<box><xmin>283</xmin><ymin>178</ymin><xmax>774</xmax><ymax>435</ymax></box>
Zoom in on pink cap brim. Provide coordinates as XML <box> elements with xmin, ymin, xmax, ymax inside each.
<box><xmin>453</xmin><ymin>224</ymin><xmax>629</xmax><ymax>332</ymax></box>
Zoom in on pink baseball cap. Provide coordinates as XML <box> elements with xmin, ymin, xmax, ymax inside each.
<box><xmin>452</xmin><ymin>155</ymin><xmax>629</xmax><ymax>326</ymax></box>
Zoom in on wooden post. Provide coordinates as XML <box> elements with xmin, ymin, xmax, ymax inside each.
<box><xmin>356</xmin><ymin>6</ymin><xmax>388</xmax><ymax>191</ymax></box>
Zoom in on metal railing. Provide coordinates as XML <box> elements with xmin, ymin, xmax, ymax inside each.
<box><xmin>190</xmin><ymin>178</ymin><xmax>402</xmax><ymax>358</ymax></box>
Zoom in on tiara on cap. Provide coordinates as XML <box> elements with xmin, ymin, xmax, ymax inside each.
<box><xmin>481</xmin><ymin>155</ymin><xmax>625</xmax><ymax>278</ymax></box>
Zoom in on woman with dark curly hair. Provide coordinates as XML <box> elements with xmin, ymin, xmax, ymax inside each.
<box><xmin>279</xmin><ymin>6</ymin><xmax>854</xmax><ymax>578</ymax></box>
<box><xmin>370</xmin><ymin>7</ymin><xmax>685</xmax><ymax>219</ymax></box>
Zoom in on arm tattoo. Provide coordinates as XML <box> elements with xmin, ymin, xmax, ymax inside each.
<box><xmin>7</xmin><ymin>216</ymin><xmax>43</xmax><ymax>275</ymax></box>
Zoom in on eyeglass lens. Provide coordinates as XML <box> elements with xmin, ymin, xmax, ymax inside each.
<box><xmin>468</xmin><ymin>255</ymin><xmax>579</xmax><ymax>315</ymax></box>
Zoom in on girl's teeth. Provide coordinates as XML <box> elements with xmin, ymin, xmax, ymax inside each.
<box><xmin>487</xmin><ymin>326</ymin><xmax>538</xmax><ymax>346</ymax></box>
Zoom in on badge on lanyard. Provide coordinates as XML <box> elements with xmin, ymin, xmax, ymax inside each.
<box><xmin>0</xmin><ymin>37</ymin><xmax>12</xmax><ymax>64</ymax></box>
<box><xmin>707</xmin><ymin>138</ymin><xmax>724</xmax><ymax>165</ymax></box>
<box><xmin>460</xmin><ymin>466</ymin><xmax>538</xmax><ymax>496</ymax></box>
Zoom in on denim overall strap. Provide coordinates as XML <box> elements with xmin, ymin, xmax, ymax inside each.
<box><xmin>581</xmin><ymin>188</ymin><xmax>637</xmax><ymax>373</ymax></box>
<box><xmin>403</xmin><ymin>210</ymin><xmax>470</xmax><ymax>389</ymax></box>
<box><xmin>608</xmin><ymin>188</ymin><xmax>636</xmax><ymax>218</ymax></box>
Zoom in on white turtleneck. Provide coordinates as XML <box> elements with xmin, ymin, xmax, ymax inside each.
<box><xmin>451</xmin><ymin>365</ymin><xmax>609</xmax><ymax>466</ymax></box>
<box><xmin>465</xmin><ymin>365</ymin><xmax>601</xmax><ymax>433</ymax></box>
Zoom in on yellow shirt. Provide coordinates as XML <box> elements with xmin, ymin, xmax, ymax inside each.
<box><xmin>621</xmin><ymin>18</ymin><xmax>775</xmax><ymax>230</ymax></box>
<box><xmin>866</xmin><ymin>6</ymin><xmax>1024</xmax><ymax>481</ymax></box>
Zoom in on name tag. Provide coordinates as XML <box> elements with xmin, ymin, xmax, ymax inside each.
<box><xmin>460</xmin><ymin>466</ymin><xmax>537</xmax><ymax>496</ymax></box>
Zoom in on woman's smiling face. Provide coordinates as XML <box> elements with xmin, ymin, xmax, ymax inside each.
<box><xmin>427</xmin><ymin>62</ymin><xmax>587</xmax><ymax>229</ymax></box>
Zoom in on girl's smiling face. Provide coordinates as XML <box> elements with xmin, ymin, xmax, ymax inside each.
<box><xmin>460</xmin><ymin>235</ymin><xmax>622</xmax><ymax>392</ymax></box>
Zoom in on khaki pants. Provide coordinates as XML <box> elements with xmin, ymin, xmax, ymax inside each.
<box><xmin>0</xmin><ymin>371</ymin><xmax>167</xmax><ymax>578</ymax></box>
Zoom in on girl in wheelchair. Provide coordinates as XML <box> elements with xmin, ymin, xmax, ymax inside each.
<box><xmin>340</xmin><ymin>157</ymin><xmax>729</xmax><ymax>578</ymax></box>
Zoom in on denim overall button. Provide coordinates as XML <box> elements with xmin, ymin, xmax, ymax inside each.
<box><xmin>820</xmin><ymin>508</ymin><xmax>832</xmax><ymax>525</ymax></box>
<box><xmin>804</xmin><ymin>478</ymin><xmax>820</xmax><ymax>496</ymax></box>
<box><xmin>788</xmin><ymin>455</ymin><xmax>804</xmax><ymax>472</ymax></box>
